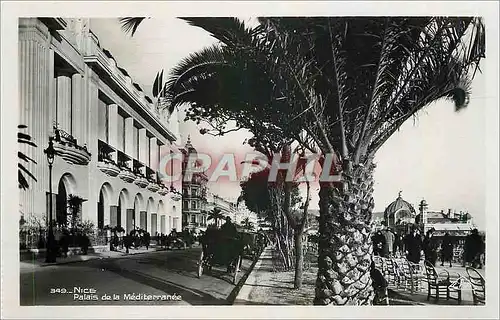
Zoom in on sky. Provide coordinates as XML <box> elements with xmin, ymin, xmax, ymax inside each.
<box><xmin>89</xmin><ymin>18</ymin><xmax>488</xmax><ymax>229</ymax></box>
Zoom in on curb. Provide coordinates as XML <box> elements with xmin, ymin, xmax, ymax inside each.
<box><xmin>31</xmin><ymin>247</ymin><xmax>173</xmax><ymax>268</ymax></box>
<box><xmin>232</xmin><ymin>246</ymin><xmax>270</xmax><ymax>305</ymax></box>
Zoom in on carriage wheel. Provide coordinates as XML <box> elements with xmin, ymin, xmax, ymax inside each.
<box><xmin>232</xmin><ymin>255</ymin><xmax>242</xmax><ymax>285</ymax></box>
<box><xmin>197</xmin><ymin>250</ymin><xmax>204</xmax><ymax>278</ymax></box>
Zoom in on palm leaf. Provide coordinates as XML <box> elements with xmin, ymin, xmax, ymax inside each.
<box><xmin>18</xmin><ymin>151</ymin><xmax>36</xmax><ymax>164</ymax></box>
<box><xmin>19</xmin><ymin>163</ymin><xmax>37</xmax><ymax>182</ymax></box>
<box><xmin>118</xmin><ymin>17</ymin><xmax>146</xmax><ymax>37</ymax></box>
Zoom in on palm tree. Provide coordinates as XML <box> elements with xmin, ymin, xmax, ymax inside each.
<box><xmin>18</xmin><ymin>124</ymin><xmax>37</xmax><ymax>190</ymax></box>
<box><xmin>120</xmin><ymin>17</ymin><xmax>485</xmax><ymax>305</ymax></box>
<box><xmin>206</xmin><ymin>207</ymin><xmax>224</xmax><ymax>227</ymax></box>
<box><xmin>241</xmin><ymin>217</ymin><xmax>255</xmax><ymax>231</ymax></box>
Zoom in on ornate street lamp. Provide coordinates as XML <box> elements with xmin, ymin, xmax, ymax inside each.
<box><xmin>44</xmin><ymin>136</ymin><xmax>57</xmax><ymax>263</ymax></box>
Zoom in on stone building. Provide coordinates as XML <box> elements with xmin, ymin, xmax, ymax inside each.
<box><xmin>19</xmin><ymin>18</ymin><xmax>183</xmax><ymax>240</ymax></box>
<box><xmin>181</xmin><ymin>136</ymin><xmax>208</xmax><ymax>231</ymax></box>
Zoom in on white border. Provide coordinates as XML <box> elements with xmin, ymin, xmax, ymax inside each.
<box><xmin>2</xmin><ymin>1</ymin><xmax>499</xmax><ymax>319</ymax></box>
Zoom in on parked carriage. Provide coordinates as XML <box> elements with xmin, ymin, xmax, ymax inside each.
<box><xmin>197</xmin><ymin>228</ymin><xmax>245</xmax><ymax>284</ymax></box>
<box><xmin>240</xmin><ymin>231</ymin><xmax>266</xmax><ymax>259</ymax></box>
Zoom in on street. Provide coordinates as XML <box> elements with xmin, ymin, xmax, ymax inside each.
<box><xmin>20</xmin><ymin>248</ymin><xmax>252</xmax><ymax>306</ymax></box>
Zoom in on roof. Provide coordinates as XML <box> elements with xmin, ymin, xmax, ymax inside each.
<box><xmin>372</xmin><ymin>212</ymin><xmax>385</xmax><ymax>221</ymax></box>
<box><xmin>184</xmin><ymin>135</ymin><xmax>197</xmax><ymax>154</ymax></box>
<box><xmin>384</xmin><ymin>191</ymin><xmax>416</xmax><ymax>219</ymax></box>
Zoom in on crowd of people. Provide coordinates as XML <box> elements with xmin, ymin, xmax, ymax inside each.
<box><xmin>371</xmin><ymin>224</ymin><xmax>485</xmax><ymax>268</ymax></box>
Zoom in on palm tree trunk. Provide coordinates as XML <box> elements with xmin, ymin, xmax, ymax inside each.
<box><xmin>314</xmin><ymin>163</ymin><xmax>375</xmax><ymax>305</ymax></box>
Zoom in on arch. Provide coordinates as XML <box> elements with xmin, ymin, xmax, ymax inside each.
<box><xmin>146</xmin><ymin>197</ymin><xmax>155</xmax><ymax>214</ymax></box>
<box><xmin>118</xmin><ymin>188</ymin><xmax>131</xmax><ymax>209</ymax></box>
<box><xmin>117</xmin><ymin>189</ymin><xmax>130</xmax><ymax>230</ymax></box>
<box><xmin>146</xmin><ymin>197</ymin><xmax>156</xmax><ymax>234</ymax></box>
<box><xmin>133</xmin><ymin>193</ymin><xmax>145</xmax><ymax>230</ymax></box>
<box><xmin>59</xmin><ymin>172</ymin><xmax>77</xmax><ymax>195</ymax></box>
<box><xmin>99</xmin><ymin>182</ymin><xmax>114</xmax><ymax>206</ymax></box>
<box><xmin>55</xmin><ymin>173</ymin><xmax>78</xmax><ymax>228</ymax></box>
<box><xmin>97</xmin><ymin>183</ymin><xmax>114</xmax><ymax>229</ymax></box>
<box><xmin>158</xmin><ymin>200</ymin><xmax>166</xmax><ymax>234</ymax></box>
<box><xmin>133</xmin><ymin>193</ymin><xmax>145</xmax><ymax>211</ymax></box>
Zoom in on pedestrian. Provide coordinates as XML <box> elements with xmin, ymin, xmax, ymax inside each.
<box><xmin>124</xmin><ymin>234</ymin><xmax>131</xmax><ymax>254</ymax></box>
<box><xmin>372</xmin><ymin>230</ymin><xmax>386</xmax><ymax>257</ymax></box>
<box><xmin>440</xmin><ymin>233</ymin><xmax>454</xmax><ymax>267</ymax></box>
<box><xmin>422</xmin><ymin>228</ymin><xmax>439</xmax><ymax>266</ymax></box>
<box><xmin>382</xmin><ymin>227</ymin><xmax>395</xmax><ymax>257</ymax></box>
<box><xmin>144</xmin><ymin>231</ymin><xmax>151</xmax><ymax>250</ymax></box>
<box><xmin>465</xmin><ymin>229</ymin><xmax>484</xmax><ymax>269</ymax></box>
<box><xmin>404</xmin><ymin>226</ymin><xmax>422</xmax><ymax>264</ymax></box>
<box><xmin>370</xmin><ymin>261</ymin><xmax>389</xmax><ymax>305</ymax></box>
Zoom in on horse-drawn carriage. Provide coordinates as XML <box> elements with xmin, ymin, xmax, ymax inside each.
<box><xmin>240</xmin><ymin>231</ymin><xmax>266</xmax><ymax>259</ymax></box>
<box><xmin>197</xmin><ymin>229</ymin><xmax>266</xmax><ymax>284</ymax></box>
<box><xmin>197</xmin><ymin>228</ymin><xmax>246</xmax><ymax>284</ymax></box>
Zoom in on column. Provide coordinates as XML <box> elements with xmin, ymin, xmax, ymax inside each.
<box><xmin>151</xmin><ymin>213</ymin><xmax>158</xmax><ymax>235</ymax></box>
<box><xmin>71</xmin><ymin>73</ymin><xmax>85</xmax><ymax>145</ymax></box>
<box><xmin>149</xmin><ymin>137</ymin><xmax>158</xmax><ymax>170</ymax></box>
<box><xmin>124</xmin><ymin>117</ymin><xmax>134</xmax><ymax>153</ymax></box>
<box><xmin>160</xmin><ymin>215</ymin><xmax>166</xmax><ymax>234</ymax></box>
<box><xmin>140</xmin><ymin>211</ymin><xmax>147</xmax><ymax>230</ymax></box>
<box><xmin>126</xmin><ymin>209</ymin><xmax>134</xmax><ymax>233</ymax></box>
<box><xmin>110</xmin><ymin>205</ymin><xmax>118</xmax><ymax>227</ymax></box>
<box><xmin>139</xmin><ymin>128</ymin><xmax>147</xmax><ymax>164</ymax></box>
<box><xmin>56</xmin><ymin>75</ymin><xmax>72</xmax><ymax>134</ymax></box>
<box><xmin>108</xmin><ymin>104</ymin><xmax>118</xmax><ymax>149</ymax></box>
<box><xmin>19</xmin><ymin>18</ymin><xmax>51</xmax><ymax>220</ymax></box>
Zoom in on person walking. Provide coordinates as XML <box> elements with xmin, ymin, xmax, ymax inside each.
<box><xmin>422</xmin><ymin>229</ymin><xmax>439</xmax><ymax>266</ymax></box>
<box><xmin>404</xmin><ymin>226</ymin><xmax>422</xmax><ymax>264</ymax></box>
<box><xmin>382</xmin><ymin>227</ymin><xmax>395</xmax><ymax>257</ymax></box>
<box><xmin>440</xmin><ymin>233</ymin><xmax>454</xmax><ymax>267</ymax></box>
<box><xmin>465</xmin><ymin>229</ymin><xmax>484</xmax><ymax>269</ymax></box>
<box><xmin>372</xmin><ymin>230</ymin><xmax>386</xmax><ymax>257</ymax></box>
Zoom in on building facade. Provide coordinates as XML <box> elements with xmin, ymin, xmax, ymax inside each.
<box><xmin>181</xmin><ymin>137</ymin><xmax>208</xmax><ymax>231</ymax></box>
<box><xmin>19</xmin><ymin>18</ymin><xmax>183</xmax><ymax>239</ymax></box>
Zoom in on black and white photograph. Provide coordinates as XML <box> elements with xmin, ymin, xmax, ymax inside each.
<box><xmin>1</xmin><ymin>1</ymin><xmax>499</xmax><ymax>319</ymax></box>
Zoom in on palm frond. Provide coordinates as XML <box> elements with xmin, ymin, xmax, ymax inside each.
<box><xmin>119</xmin><ymin>17</ymin><xmax>146</xmax><ymax>37</ymax></box>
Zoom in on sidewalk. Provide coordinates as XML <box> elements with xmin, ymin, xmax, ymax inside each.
<box><xmin>234</xmin><ymin>247</ymin><xmax>316</xmax><ymax>305</ymax></box>
<box><xmin>19</xmin><ymin>245</ymin><xmax>169</xmax><ymax>271</ymax></box>
<box><xmin>234</xmin><ymin>247</ymin><xmax>481</xmax><ymax>306</ymax></box>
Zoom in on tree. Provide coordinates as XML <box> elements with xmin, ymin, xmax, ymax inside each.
<box><xmin>120</xmin><ymin>17</ymin><xmax>485</xmax><ymax>305</ymax></box>
<box><xmin>239</xmin><ymin>155</ymin><xmax>312</xmax><ymax>288</ymax></box>
<box><xmin>67</xmin><ymin>194</ymin><xmax>86</xmax><ymax>230</ymax></box>
<box><xmin>206</xmin><ymin>207</ymin><xmax>224</xmax><ymax>227</ymax></box>
<box><xmin>18</xmin><ymin>124</ymin><xmax>37</xmax><ymax>190</ymax></box>
<box><xmin>241</xmin><ymin>217</ymin><xmax>255</xmax><ymax>231</ymax></box>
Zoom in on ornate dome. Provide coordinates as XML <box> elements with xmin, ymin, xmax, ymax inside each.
<box><xmin>384</xmin><ymin>191</ymin><xmax>416</xmax><ymax>224</ymax></box>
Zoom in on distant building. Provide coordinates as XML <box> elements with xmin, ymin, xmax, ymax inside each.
<box><xmin>376</xmin><ymin>191</ymin><xmax>478</xmax><ymax>244</ymax></box>
<box><xmin>383</xmin><ymin>191</ymin><xmax>417</xmax><ymax>234</ymax></box>
<box><xmin>181</xmin><ymin>136</ymin><xmax>208</xmax><ymax>232</ymax></box>
<box><xmin>205</xmin><ymin>193</ymin><xmax>238</xmax><ymax>226</ymax></box>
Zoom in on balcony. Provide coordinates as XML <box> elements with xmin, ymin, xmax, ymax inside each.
<box><xmin>158</xmin><ymin>185</ymin><xmax>169</xmax><ymax>196</ymax></box>
<box><xmin>52</xmin><ymin>128</ymin><xmax>91</xmax><ymax>165</ymax></box>
<box><xmin>97</xmin><ymin>141</ymin><xmax>120</xmax><ymax>177</ymax></box>
<box><xmin>118</xmin><ymin>167</ymin><xmax>135</xmax><ymax>183</ymax></box>
<box><xmin>97</xmin><ymin>158</ymin><xmax>120</xmax><ymax>177</ymax></box>
<box><xmin>134</xmin><ymin>174</ymin><xmax>149</xmax><ymax>188</ymax></box>
<box><xmin>147</xmin><ymin>180</ymin><xmax>160</xmax><ymax>192</ymax></box>
<box><xmin>116</xmin><ymin>151</ymin><xmax>135</xmax><ymax>182</ymax></box>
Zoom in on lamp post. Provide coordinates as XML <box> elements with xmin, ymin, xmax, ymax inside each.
<box><xmin>44</xmin><ymin>137</ymin><xmax>56</xmax><ymax>263</ymax></box>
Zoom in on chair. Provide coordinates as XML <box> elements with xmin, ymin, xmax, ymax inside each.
<box><xmin>424</xmin><ymin>261</ymin><xmax>462</xmax><ymax>304</ymax></box>
<box><xmin>466</xmin><ymin>267</ymin><xmax>485</xmax><ymax>305</ymax></box>
<box><xmin>391</xmin><ymin>258</ymin><xmax>421</xmax><ymax>293</ymax></box>
<box><xmin>384</xmin><ymin>258</ymin><xmax>399</xmax><ymax>287</ymax></box>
